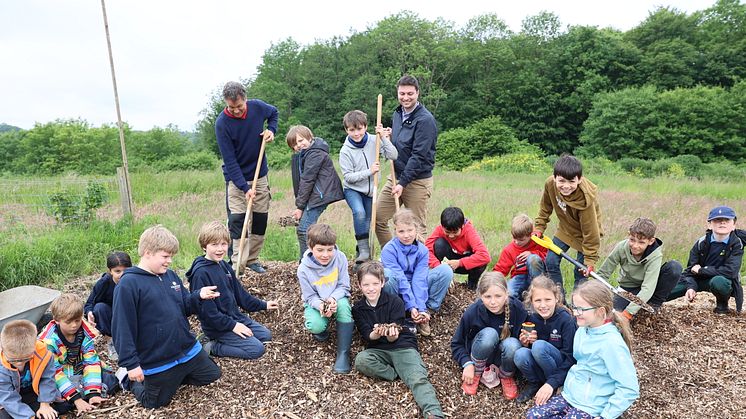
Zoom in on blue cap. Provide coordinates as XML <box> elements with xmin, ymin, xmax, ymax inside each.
<box><xmin>707</xmin><ymin>206</ymin><xmax>737</xmax><ymax>221</ymax></box>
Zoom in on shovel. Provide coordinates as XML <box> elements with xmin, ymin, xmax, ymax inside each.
<box><xmin>531</xmin><ymin>235</ymin><xmax>655</xmax><ymax>313</ymax></box>
<box><xmin>369</xmin><ymin>94</ymin><xmax>383</xmax><ymax>258</ymax></box>
<box><xmin>236</xmin><ymin>137</ymin><xmax>267</xmax><ymax>275</ymax></box>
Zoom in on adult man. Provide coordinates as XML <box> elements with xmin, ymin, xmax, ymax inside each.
<box><xmin>375</xmin><ymin>75</ymin><xmax>437</xmax><ymax>245</ymax></box>
<box><xmin>215</xmin><ymin>81</ymin><xmax>278</xmax><ymax>273</ymax></box>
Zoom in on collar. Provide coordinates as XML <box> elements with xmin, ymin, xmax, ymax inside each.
<box><xmin>223</xmin><ymin>107</ymin><xmax>248</xmax><ymax>120</ymax></box>
<box><xmin>401</xmin><ymin>102</ymin><xmax>420</xmax><ymax>120</ymax></box>
<box><xmin>710</xmin><ymin>234</ymin><xmax>730</xmax><ymax>244</ymax></box>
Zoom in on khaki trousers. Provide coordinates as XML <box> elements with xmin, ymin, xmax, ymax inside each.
<box><xmin>374</xmin><ymin>176</ymin><xmax>433</xmax><ymax>246</ymax></box>
<box><xmin>227</xmin><ymin>176</ymin><xmax>270</xmax><ymax>268</ymax></box>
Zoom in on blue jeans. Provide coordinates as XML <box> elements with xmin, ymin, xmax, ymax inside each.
<box><xmin>545</xmin><ymin>236</ymin><xmax>586</xmax><ymax>291</ymax></box>
<box><xmin>382</xmin><ymin>264</ymin><xmax>453</xmax><ymax>312</ymax></box>
<box><xmin>343</xmin><ymin>188</ymin><xmax>372</xmax><ymax>238</ymax></box>
<box><xmin>297</xmin><ymin>204</ymin><xmax>328</xmax><ymax>258</ymax></box>
<box><xmin>514</xmin><ymin>340</ymin><xmax>563</xmax><ymax>384</ymax></box>
<box><xmin>470</xmin><ymin>327</ymin><xmax>521</xmax><ymax>374</ymax></box>
<box><xmin>211</xmin><ymin>317</ymin><xmax>272</xmax><ymax>360</ymax></box>
<box><xmin>508</xmin><ymin>254</ymin><xmax>546</xmax><ymax>299</ymax></box>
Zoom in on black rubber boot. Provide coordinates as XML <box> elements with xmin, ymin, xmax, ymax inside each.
<box><xmin>714</xmin><ymin>294</ymin><xmax>730</xmax><ymax>314</ymax></box>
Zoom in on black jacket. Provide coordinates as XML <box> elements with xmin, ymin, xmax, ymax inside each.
<box><xmin>352</xmin><ymin>292</ymin><xmax>418</xmax><ymax>351</ymax></box>
<box><xmin>682</xmin><ymin>229</ymin><xmax>744</xmax><ymax>312</ymax></box>
<box><xmin>84</xmin><ymin>272</ymin><xmax>116</xmax><ymax>315</ymax></box>
<box><xmin>391</xmin><ymin>104</ymin><xmax>437</xmax><ymax>187</ymax></box>
<box><xmin>291</xmin><ymin>137</ymin><xmax>344</xmax><ymax>210</ymax></box>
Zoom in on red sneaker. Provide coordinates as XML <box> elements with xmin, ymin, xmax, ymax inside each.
<box><xmin>499</xmin><ymin>374</ymin><xmax>518</xmax><ymax>400</ymax></box>
<box><xmin>461</xmin><ymin>376</ymin><xmax>481</xmax><ymax>396</ymax></box>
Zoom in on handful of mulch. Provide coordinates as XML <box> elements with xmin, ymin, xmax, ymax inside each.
<box><xmin>373</xmin><ymin>323</ymin><xmax>403</xmax><ymax>337</ymax></box>
<box><xmin>278</xmin><ymin>215</ymin><xmax>299</xmax><ymax>227</ymax></box>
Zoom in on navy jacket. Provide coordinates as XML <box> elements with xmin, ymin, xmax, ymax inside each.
<box><xmin>450</xmin><ymin>297</ymin><xmax>528</xmax><ymax>366</ymax></box>
<box><xmin>186</xmin><ymin>256</ymin><xmax>267</xmax><ymax>340</ymax></box>
<box><xmin>391</xmin><ymin>103</ymin><xmax>437</xmax><ymax>187</ymax></box>
<box><xmin>352</xmin><ymin>291</ymin><xmax>418</xmax><ymax>351</ymax></box>
<box><xmin>682</xmin><ymin>229</ymin><xmax>744</xmax><ymax>311</ymax></box>
<box><xmin>112</xmin><ymin>267</ymin><xmax>201</xmax><ymax>371</ymax></box>
<box><xmin>291</xmin><ymin>137</ymin><xmax>344</xmax><ymax>210</ymax></box>
<box><xmin>526</xmin><ymin>309</ymin><xmax>577</xmax><ymax>389</ymax></box>
<box><xmin>84</xmin><ymin>272</ymin><xmax>116</xmax><ymax>315</ymax></box>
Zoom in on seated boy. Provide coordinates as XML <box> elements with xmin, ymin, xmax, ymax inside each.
<box><xmin>353</xmin><ymin>261</ymin><xmax>444</xmax><ymax>419</ymax></box>
<box><xmin>382</xmin><ymin>209</ymin><xmax>454</xmax><ymax>337</ymax></box>
<box><xmin>1</xmin><ymin>319</ymin><xmax>68</xmax><ymax>419</ymax></box>
<box><xmin>425</xmin><ymin>207</ymin><xmax>491</xmax><ymax>290</ymax></box>
<box><xmin>112</xmin><ymin>225</ymin><xmax>222</xmax><ymax>409</ymax></box>
<box><xmin>493</xmin><ymin>214</ymin><xmax>548</xmax><ymax>298</ymax></box>
<box><xmin>597</xmin><ymin>217</ymin><xmax>682</xmax><ymax>319</ymax></box>
<box><xmin>534</xmin><ymin>155</ymin><xmax>603</xmax><ymax>291</ymax></box>
<box><xmin>287</xmin><ymin>125</ymin><xmax>344</xmax><ymax>259</ymax></box>
<box><xmin>187</xmin><ymin>221</ymin><xmax>279</xmax><ymax>359</ymax></box>
<box><xmin>38</xmin><ymin>293</ymin><xmax>120</xmax><ymax>415</ymax></box>
<box><xmin>297</xmin><ymin>223</ymin><xmax>354</xmax><ymax>373</ymax></box>
<box><xmin>667</xmin><ymin>206</ymin><xmax>744</xmax><ymax>314</ymax></box>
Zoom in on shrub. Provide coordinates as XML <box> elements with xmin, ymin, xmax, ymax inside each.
<box><xmin>154</xmin><ymin>151</ymin><xmax>218</xmax><ymax>172</ymax></box>
<box><xmin>464</xmin><ymin>151</ymin><xmax>550</xmax><ymax>173</ymax></box>
<box><xmin>46</xmin><ymin>181</ymin><xmax>108</xmax><ymax>224</ymax></box>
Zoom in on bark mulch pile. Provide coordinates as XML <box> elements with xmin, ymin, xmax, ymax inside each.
<box><xmin>64</xmin><ymin>262</ymin><xmax>746</xmax><ymax>419</ymax></box>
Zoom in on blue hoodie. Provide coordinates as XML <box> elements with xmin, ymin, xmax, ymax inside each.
<box><xmin>83</xmin><ymin>272</ymin><xmax>116</xmax><ymax>316</ymax></box>
<box><xmin>186</xmin><ymin>256</ymin><xmax>267</xmax><ymax>340</ymax></box>
<box><xmin>526</xmin><ymin>309</ymin><xmax>577</xmax><ymax>389</ymax></box>
<box><xmin>562</xmin><ymin>323</ymin><xmax>639</xmax><ymax>419</ymax></box>
<box><xmin>380</xmin><ymin>238</ymin><xmax>429</xmax><ymax>311</ymax></box>
<box><xmin>112</xmin><ymin>267</ymin><xmax>202</xmax><ymax>372</ymax></box>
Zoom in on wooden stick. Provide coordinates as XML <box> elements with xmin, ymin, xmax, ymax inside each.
<box><xmin>368</xmin><ymin>94</ymin><xmax>383</xmax><ymax>257</ymax></box>
<box><xmin>90</xmin><ymin>401</ymin><xmax>138</xmax><ymax>414</ymax></box>
<box><xmin>390</xmin><ymin>160</ymin><xmax>400</xmax><ymax>210</ymax></box>
<box><xmin>236</xmin><ymin>138</ymin><xmax>267</xmax><ymax>274</ymax></box>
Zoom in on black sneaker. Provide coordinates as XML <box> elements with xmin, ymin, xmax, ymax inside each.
<box><xmin>516</xmin><ymin>382</ymin><xmax>542</xmax><ymax>403</ymax></box>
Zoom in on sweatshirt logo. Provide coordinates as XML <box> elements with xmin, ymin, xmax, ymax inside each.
<box><xmin>170</xmin><ymin>281</ymin><xmax>181</xmax><ymax>292</ymax></box>
<box><xmin>556</xmin><ymin>196</ymin><xmax>567</xmax><ymax>213</ymax></box>
<box><xmin>312</xmin><ymin>268</ymin><xmax>339</xmax><ymax>287</ymax></box>
<box><xmin>550</xmin><ymin>329</ymin><xmax>561</xmax><ymax>342</ymax></box>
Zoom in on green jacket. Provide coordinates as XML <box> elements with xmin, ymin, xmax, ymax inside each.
<box><xmin>598</xmin><ymin>238</ymin><xmax>663</xmax><ymax>315</ymax></box>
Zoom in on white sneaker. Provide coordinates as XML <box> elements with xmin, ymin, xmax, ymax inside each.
<box><xmin>107</xmin><ymin>339</ymin><xmax>119</xmax><ymax>361</ymax></box>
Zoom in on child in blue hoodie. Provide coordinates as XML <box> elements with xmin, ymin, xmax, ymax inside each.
<box><xmin>112</xmin><ymin>225</ymin><xmax>222</xmax><ymax>409</ymax></box>
<box><xmin>514</xmin><ymin>275</ymin><xmax>577</xmax><ymax>404</ymax></box>
<box><xmin>287</xmin><ymin>125</ymin><xmax>344</xmax><ymax>259</ymax></box>
<box><xmin>187</xmin><ymin>221</ymin><xmax>279</xmax><ymax>359</ymax></box>
<box><xmin>297</xmin><ymin>223</ymin><xmax>353</xmax><ymax>374</ymax></box>
<box><xmin>381</xmin><ymin>209</ymin><xmax>453</xmax><ymax>337</ymax></box>
<box><xmin>527</xmin><ymin>280</ymin><xmax>639</xmax><ymax>419</ymax></box>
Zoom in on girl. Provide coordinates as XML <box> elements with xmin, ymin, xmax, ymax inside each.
<box><xmin>527</xmin><ymin>280</ymin><xmax>639</xmax><ymax>419</ymax></box>
<box><xmin>84</xmin><ymin>251</ymin><xmax>132</xmax><ymax>359</ymax></box>
<box><xmin>514</xmin><ymin>275</ymin><xmax>577</xmax><ymax>404</ymax></box>
<box><xmin>450</xmin><ymin>272</ymin><xmax>527</xmax><ymax>399</ymax></box>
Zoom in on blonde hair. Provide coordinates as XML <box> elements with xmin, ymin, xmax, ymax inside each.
<box><xmin>138</xmin><ymin>225</ymin><xmax>179</xmax><ymax>256</ymax></box>
<box><xmin>50</xmin><ymin>293</ymin><xmax>84</xmax><ymax>322</ymax></box>
<box><xmin>511</xmin><ymin>214</ymin><xmax>534</xmax><ymax>238</ymax></box>
<box><xmin>198</xmin><ymin>221</ymin><xmax>230</xmax><ymax>249</ymax></box>
<box><xmin>477</xmin><ymin>272</ymin><xmax>512</xmax><ymax>340</ymax></box>
<box><xmin>285</xmin><ymin>125</ymin><xmax>314</xmax><ymax>149</ymax></box>
<box><xmin>0</xmin><ymin>320</ymin><xmax>37</xmax><ymax>357</ymax></box>
<box><xmin>523</xmin><ymin>275</ymin><xmax>570</xmax><ymax>315</ymax></box>
<box><xmin>393</xmin><ymin>208</ymin><xmax>418</xmax><ymax>228</ymax></box>
<box><xmin>573</xmin><ymin>281</ymin><xmax>633</xmax><ymax>349</ymax></box>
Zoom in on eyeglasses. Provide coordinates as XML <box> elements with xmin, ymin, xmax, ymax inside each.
<box><xmin>570</xmin><ymin>305</ymin><xmax>598</xmax><ymax>314</ymax></box>
<box><xmin>5</xmin><ymin>355</ymin><xmax>33</xmax><ymax>364</ymax></box>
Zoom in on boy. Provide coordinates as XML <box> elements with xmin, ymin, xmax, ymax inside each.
<box><xmin>297</xmin><ymin>223</ymin><xmax>354</xmax><ymax>373</ymax></box>
<box><xmin>493</xmin><ymin>214</ymin><xmax>548</xmax><ymax>298</ymax></box>
<box><xmin>353</xmin><ymin>261</ymin><xmax>444</xmax><ymax>419</ymax></box>
<box><xmin>534</xmin><ymin>154</ymin><xmax>603</xmax><ymax>290</ymax></box>
<box><xmin>38</xmin><ymin>293</ymin><xmax>120</xmax><ymax>415</ymax></box>
<box><xmin>112</xmin><ymin>225</ymin><xmax>222</xmax><ymax>409</ymax></box>
<box><xmin>667</xmin><ymin>206</ymin><xmax>744</xmax><ymax>314</ymax></box>
<box><xmin>339</xmin><ymin>110</ymin><xmax>398</xmax><ymax>263</ymax></box>
<box><xmin>597</xmin><ymin>218</ymin><xmax>682</xmax><ymax>318</ymax></box>
<box><xmin>186</xmin><ymin>221</ymin><xmax>279</xmax><ymax>359</ymax></box>
<box><xmin>287</xmin><ymin>125</ymin><xmax>344</xmax><ymax>259</ymax></box>
<box><xmin>425</xmin><ymin>207</ymin><xmax>491</xmax><ymax>290</ymax></box>
<box><xmin>0</xmin><ymin>319</ymin><xmax>66</xmax><ymax>419</ymax></box>
<box><xmin>381</xmin><ymin>209</ymin><xmax>453</xmax><ymax>336</ymax></box>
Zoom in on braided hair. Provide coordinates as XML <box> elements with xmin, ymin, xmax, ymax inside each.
<box><xmin>477</xmin><ymin>272</ymin><xmax>512</xmax><ymax>340</ymax></box>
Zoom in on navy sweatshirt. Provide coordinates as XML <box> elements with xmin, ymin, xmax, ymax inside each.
<box><xmin>215</xmin><ymin>99</ymin><xmax>279</xmax><ymax>192</ymax></box>
<box><xmin>526</xmin><ymin>309</ymin><xmax>577</xmax><ymax>389</ymax></box>
<box><xmin>186</xmin><ymin>256</ymin><xmax>267</xmax><ymax>340</ymax></box>
<box><xmin>450</xmin><ymin>297</ymin><xmax>528</xmax><ymax>367</ymax></box>
<box><xmin>391</xmin><ymin>103</ymin><xmax>437</xmax><ymax>187</ymax></box>
<box><xmin>352</xmin><ymin>291</ymin><xmax>418</xmax><ymax>351</ymax></box>
<box><xmin>84</xmin><ymin>272</ymin><xmax>116</xmax><ymax>315</ymax></box>
<box><xmin>112</xmin><ymin>267</ymin><xmax>202</xmax><ymax>371</ymax></box>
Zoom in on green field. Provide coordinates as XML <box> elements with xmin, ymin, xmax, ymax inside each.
<box><xmin>0</xmin><ymin>166</ymin><xmax>744</xmax><ymax>291</ymax></box>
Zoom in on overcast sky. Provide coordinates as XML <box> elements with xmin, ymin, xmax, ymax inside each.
<box><xmin>0</xmin><ymin>0</ymin><xmax>717</xmax><ymax>132</ymax></box>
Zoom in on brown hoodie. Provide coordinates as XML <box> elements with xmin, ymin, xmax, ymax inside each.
<box><xmin>535</xmin><ymin>176</ymin><xmax>604</xmax><ymax>265</ymax></box>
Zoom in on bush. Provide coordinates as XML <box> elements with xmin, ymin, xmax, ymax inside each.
<box><xmin>464</xmin><ymin>151</ymin><xmax>550</xmax><ymax>173</ymax></box>
<box><xmin>46</xmin><ymin>181</ymin><xmax>108</xmax><ymax>224</ymax></box>
<box><xmin>154</xmin><ymin>151</ymin><xmax>218</xmax><ymax>172</ymax></box>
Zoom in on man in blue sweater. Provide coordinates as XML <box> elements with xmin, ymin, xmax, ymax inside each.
<box><xmin>215</xmin><ymin>81</ymin><xmax>279</xmax><ymax>274</ymax></box>
<box><xmin>112</xmin><ymin>225</ymin><xmax>222</xmax><ymax>409</ymax></box>
<box><xmin>374</xmin><ymin>75</ymin><xmax>438</xmax><ymax>245</ymax></box>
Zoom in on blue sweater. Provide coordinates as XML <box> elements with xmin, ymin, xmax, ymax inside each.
<box><xmin>215</xmin><ymin>99</ymin><xmax>279</xmax><ymax>192</ymax></box>
<box><xmin>112</xmin><ymin>267</ymin><xmax>202</xmax><ymax>371</ymax></box>
<box><xmin>381</xmin><ymin>238</ymin><xmax>430</xmax><ymax>312</ymax></box>
<box><xmin>450</xmin><ymin>298</ymin><xmax>528</xmax><ymax>366</ymax></box>
<box><xmin>391</xmin><ymin>103</ymin><xmax>437</xmax><ymax>187</ymax></box>
<box><xmin>84</xmin><ymin>272</ymin><xmax>116</xmax><ymax>316</ymax></box>
<box><xmin>186</xmin><ymin>256</ymin><xmax>267</xmax><ymax>340</ymax></box>
<box><xmin>526</xmin><ymin>309</ymin><xmax>577</xmax><ymax>389</ymax></box>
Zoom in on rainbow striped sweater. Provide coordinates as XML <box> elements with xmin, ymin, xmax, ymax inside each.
<box><xmin>38</xmin><ymin>320</ymin><xmax>103</xmax><ymax>401</ymax></box>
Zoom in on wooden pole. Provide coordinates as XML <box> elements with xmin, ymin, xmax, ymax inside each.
<box><xmin>101</xmin><ymin>0</ymin><xmax>133</xmax><ymax>216</ymax></box>
<box><xmin>368</xmin><ymin>94</ymin><xmax>383</xmax><ymax>257</ymax></box>
<box><xmin>236</xmin><ymin>139</ymin><xmax>267</xmax><ymax>274</ymax></box>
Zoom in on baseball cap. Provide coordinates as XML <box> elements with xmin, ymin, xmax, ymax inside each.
<box><xmin>707</xmin><ymin>206</ymin><xmax>737</xmax><ymax>221</ymax></box>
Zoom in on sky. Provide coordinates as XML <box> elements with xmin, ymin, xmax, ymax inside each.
<box><xmin>0</xmin><ymin>0</ymin><xmax>718</xmax><ymax>132</ymax></box>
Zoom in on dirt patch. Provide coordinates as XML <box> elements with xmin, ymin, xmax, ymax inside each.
<box><xmin>65</xmin><ymin>262</ymin><xmax>745</xmax><ymax>419</ymax></box>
